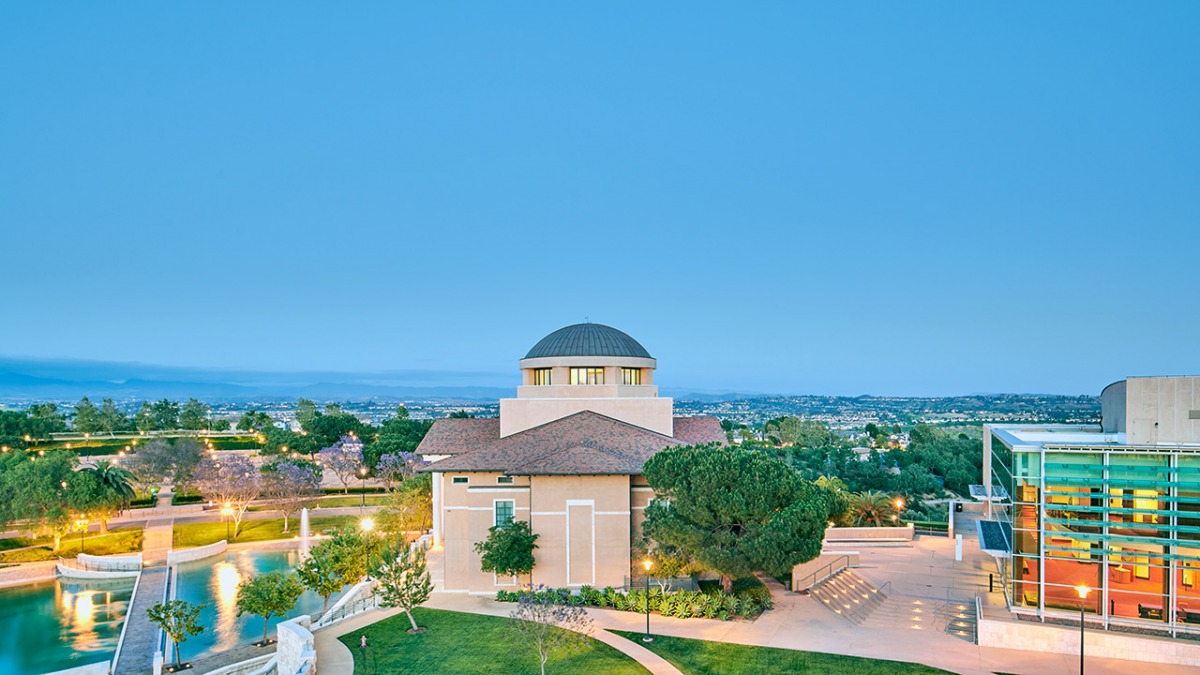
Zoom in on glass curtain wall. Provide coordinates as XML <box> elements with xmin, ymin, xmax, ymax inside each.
<box><xmin>998</xmin><ymin>437</ymin><xmax>1200</xmax><ymax>630</ymax></box>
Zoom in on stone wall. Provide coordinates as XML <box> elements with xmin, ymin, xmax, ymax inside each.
<box><xmin>0</xmin><ymin>560</ymin><xmax>58</xmax><ymax>588</ymax></box>
<box><xmin>977</xmin><ymin>615</ymin><xmax>1200</xmax><ymax>667</ymax></box>
<box><xmin>791</xmin><ymin>551</ymin><xmax>861</xmax><ymax>591</ymax></box>
<box><xmin>824</xmin><ymin>524</ymin><xmax>914</xmax><ymax>541</ymax></box>
<box><xmin>167</xmin><ymin>540</ymin><xmax>228</xmax><ymax>565</ymax></box>
<box><xmin>276</xmin><ymin>616</ymin><xmax>317</xmax><ymax>675</ymax></box>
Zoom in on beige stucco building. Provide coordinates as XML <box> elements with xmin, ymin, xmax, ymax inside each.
<box><xmin>417</xmin><ymin>323</ymin><xmax>725</xmax><ymax>594</ymax></box>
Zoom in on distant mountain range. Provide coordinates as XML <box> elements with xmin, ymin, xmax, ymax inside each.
<box><xmin>0</xmin><ymin>356</ymin><xmax>517</xmax><ymax>402</ymax></box>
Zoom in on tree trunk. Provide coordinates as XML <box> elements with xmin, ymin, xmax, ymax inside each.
<box><xmin>53</xmin><ymin>535</ymin><xmax>61</xmax><ymax>551</ymax></box>
<box><xmin>282</xmin><ymin>513</ymin><xmax>289</xmax><ymax>533</ymax></box>
<box><xmin>174</xmin><ymin>641</ymin><xmax>181</xmax><ymax>667</ymax></box>
<box><xmin>263</xmin><ymin>615</ymin><xmax>271</xmax><ymax>643</ymax></box>
<box><xmin>406</xmin><ymin>609</ymin><xmax>419</xmax><ymax>632</ymax></box>
<box><xmin>323</xmin><ymin>594</ymin><xmax>331</xmax><ymax>615</ymax></box>
<box><xmin>540</xmin><ymin>652</ymin><xmax>548</xmax><ymax>675</ymax></box>
<box><xmin>100</xmin><ymin>520</ymin><xmax>109</xmax><ymax>534</ymax></box>
<box><xmin>720</xmin><ymin>575</ymin><xmax>733</xmax><ymax>593</ymax></box>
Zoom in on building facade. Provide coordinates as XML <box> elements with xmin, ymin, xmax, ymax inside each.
<box><xmin>984</xmin><ymin>376</ymin><xmax>1200</xmax><ymax>634</ymax></box>
<box><xmin>417</xmin><ymin>323</ymin><xmax>725</xmax><ymax>594</ymax></box>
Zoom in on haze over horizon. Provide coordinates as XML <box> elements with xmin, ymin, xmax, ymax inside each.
<box><xmin>3</xmin><ymin>3</ymin><xmax>1197</xmax><ymax>397</ymax></box>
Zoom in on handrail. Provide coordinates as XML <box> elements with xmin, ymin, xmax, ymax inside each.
<box><xmin>877</xmin><ymin>581</ymin><xmax>891</xmax><ymax>598</ymax></box>
<box><xmin>794</xmin><ymin>555</ymin><xmax>851</xmax><ymax>592</ymax></box>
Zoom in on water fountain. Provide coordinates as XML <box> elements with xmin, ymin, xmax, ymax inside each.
<box><xmin>299</xmin><ymin>507</ymin><xmax>311</xmax><ymax>560</ymax></box>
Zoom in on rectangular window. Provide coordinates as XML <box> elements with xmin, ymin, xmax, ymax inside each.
<box><xmin>495</xmin><ymin>500</ymin><xmax>515</xmax><ymax>528</ymax></box>
<box><xmin>532</xmin><ymin>368</ymin><xmax>552</xmax><ymax>385</ymax></box>
<box><xmin>569</xmin><ymin>367</ymin><xmax>604</xmax><ymax>385</ymax></box>
<box><xmin>621</xmin><ymin>368</ymin><xmax>641</xmax><ymax>385</ymax></box>
<box><xmin>452</xmin><ymin>476</ymin><xmax>468</xmax><ymax>485</ymax></box>
<box><xmin>497</xmin><ymin>476</ymin><xmax>514</xmax><ymax>484</ymax></box>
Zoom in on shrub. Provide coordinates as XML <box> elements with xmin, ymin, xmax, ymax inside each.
<box><xmin>492</xmin><ymin>582</ymin><xmax>771</xmax><ymax>621</ymax></box>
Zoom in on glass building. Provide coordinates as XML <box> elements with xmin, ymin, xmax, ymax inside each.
<box><xmin>983</xmin><ymin>376</ymin><xmax>1200</xmax><ymax>635</ymax></box>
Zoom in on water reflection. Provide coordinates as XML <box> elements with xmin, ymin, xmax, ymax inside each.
<box><xmin>174</xmin><ymin>548</ymin><xmax>335</xmax><ymax>661</ymax></box>
<box><xmin>0</xmin><ymin>577</ymin><xmax>134</xmax><ymax>675</ymax></box>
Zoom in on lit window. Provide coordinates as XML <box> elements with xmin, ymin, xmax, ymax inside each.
<box><xmin>495</xmin><ymin>500</ymin><xmax>515</xmax><ymax>528</ymax></box>
<box><xmin>532</xmin><ymin>368</ymin><xmax>552</xmax><ymax>385</ymax></box>
<box><xmin>622</xmin><ymin>368</ymin><xmax>642</xmax><ymax>385</ymax></box>
<box><xmin>569</xmin><ymin>367</ymin><xmax>605</xmax><ymax>385</ymax></box>
<box><xmin>452</xmin><ymin>476</ymin><xmax>468</xmax><ymax>485</ymax></box>
<box><xmin>497</xmin><ymin>476</ymin><xmax>514</xmax><ymax>484</ymax></box>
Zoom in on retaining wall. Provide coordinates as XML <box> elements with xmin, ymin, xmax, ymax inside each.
<box><xmin>277</xmin><ymin>616</ymin><xmax>317</xmax><ymax>675</ymax></box>
<box><xmin>57</xmin><ymin>564</ymin><xmax>140</xmax><ymax>580</ymax></box>
<box><xmin>44</xmin><ymin>661</ymin><xmax>110</xmax><ymax>675</ymax></box>
<box><xmin>0</xmin><ymin>560</ymin><xmax>58</xmax><ymax>588</ymax></box>
<box><xmin>791</xmin><ymin>551</ymin><xmax>861</xmax><ymax>591</ymax></box>
<box><xmin>78</xmin><ymin>552</ymin><xmax>142</xmax><ymax>570</ymax></box>
<box><xmin>978</xmin><ymin>615</ymin><xmax>1200</xmax><ymax>667</ymax></box>
<box><xmin>824</xmin><ymin>524</ymin><xmax>914</xmax><ymax>542</ymax></box>
<box><xmin>167</xmin><ymin>540</ymin><xmax>228</xmax><ymax>565</ymax></box>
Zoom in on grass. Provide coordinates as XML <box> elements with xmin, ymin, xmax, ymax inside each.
<box><xmin>610</xmin><ymin>631</ymin><xmax>954</xmax><ymax>675</ymax></box>
<box><xmin>0</xmin><ymin>527</ymin><xmax>144</xmax><ymax>563</ymax></box>
<box><xmin>247</xmin><ymin>496</ymin><xmax>388</xmax><ymax>512</ymax></box>
<box><xmin>172</xmin><ymin>515</ymin><xmax>360</xmax><ymax>548</ymax></box>
<box><xmin>340</xmin><ymin>608</ymin><xmax>648</xmax><ymax>674</ymax></box>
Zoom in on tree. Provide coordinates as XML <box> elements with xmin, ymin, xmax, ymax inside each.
<box><xmin>475</xmin><ymin>519</ymin><xmax>539</xmax><ymax>582</ymax></box>
<box><xmin>372</xmin><ymin>543</ymin><xmax>433</xmax><ymax>633</ymax></box>
<box><xmin>764</xmin><ymin>417</ymin><xmax>834</xmax><ymax>448</ymax></box>
<box><xmin>98</xmin><ymin>398</ymin><xmax>129</xmax><ymax>435</ymax></box>
<box><xmin>845</xmin><ymin>490</ymin><xmax>899</xmax><ymax>527</ymax></box>
<box><xmin>81</xmin><ymin>459</ymin><xmax>137</xmax><ymax>529</ymax></box>
<box><xmin>135</xmin><ymin>402</ymin><xmax>158</xmax><ymax>432</ymax></box>
<box><xmin>318</xmin><ymin>435</ymin><xmax>364</xmax><ymax>494</ymax></box>
<box><xmin>5</xmin><ymin>451</ymin><xmax>75</xmax><ymax>549</ymax></box>
<box><xmin>380</xmin><ymin>473</ymin><xmax>432</xmax><ymax>539</ymax></box>
<box><xmin>642</xmin><ymin>444</ymin><xmax>838</xmax><ymax>589</ymax></box>
<box><xmin>194</xmin><ymin>454</ymin><xmax>260</xmax><ymax>538</ymax></box>
<box><xmin>26</xmin><ymin>403</ymin><xmax>68</xmax><ymax>439</ymax></box>
<box><xmin>295</xmin><ymin>399</ymin><xmax>319</xmax><ymax>427</ymax></box>
<box><xmin>125</xmin><ymin>438</ymin><xmax>204</xmax><ymax>495</ymax></box>
<box><xmin>147</xmin><ymin>600</ymin><xmax>206</xmax><ymax>669</ymax></box>
<box><xmin>259</xmin><ymin>459</ymin><xmax>322</xmax><ymax>532</ymax></box>
<box><xmin>303</xmin><ymin>413</ymin><xmax>370</xmax><ymax>452</ymax></box>
<box><xmin>297</xmin><ymin>531</ymin><xmax>362</xmax><ymax>615</ymax></box>
<box><xmin>237</xmin><ymin>570</ymin><xmax>304</xmax><ymax>644</ymax></box>
<box><xmin>633</xmin><ymin>539</ymin><xmax>699</xmax><ymax>592</ymax></box>
<box><xmin>72</xmin><ymin>397</ymin><xmax>103</xmax><ymax>434</ymax></box>
<box><xmin>151</xmin><ymin>399</ymin><xmax>181</xmax><ymax>430</ymax></box>
<box><xmin>179</xmin><ymin>399</ymin><xmax>211</xmax><ymax>431</ymax></box>
<box><xmin>375</xmin><ymin>451</ymin><xmax>426</xmax><ymax>492</ymax></box>
<box><xmin>237</xmin><ymin>410</ymin><xmax>275</xmax><ymax>433</ymax></box>
<box><xmin>508</xmin><ymin>586</ymin><xmax>594</xmax><ymax>675</ymax></box>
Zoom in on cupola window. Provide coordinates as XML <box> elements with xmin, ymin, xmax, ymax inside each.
<box><xmin>532</xmin><ymin>368</ymin><xmax>552</xmax><ymax>385</ymax></box>
<box><xmin>622</xmin><ymin>368</ymin><xmax>642</xmax><ymax>385</ymax></box>
<box><xmin>569</xmin><ymin>367</ymin><xmax>605</xmax><ymax>385</ymax></box>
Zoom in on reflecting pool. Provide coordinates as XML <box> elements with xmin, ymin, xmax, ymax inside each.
<box><xmin>0</xmin><ymin>576</ymin><xmax>135</xmax><ymax>675</ymax></box>
<box><xmin>174</xmin><ymin>548</ymin><xmax>336</xmax><ymax>661</ymax></box>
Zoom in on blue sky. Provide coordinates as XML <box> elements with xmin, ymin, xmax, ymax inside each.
<box><xmin>2</xmin><ymin>3</ymin><xmax>1197</xmax><ymax>396</ymax></box>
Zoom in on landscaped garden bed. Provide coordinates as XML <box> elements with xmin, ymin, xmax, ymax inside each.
<box><xmin>496</xmin><ymin>577</ymin><xmax>773</xmax><ymax>621</ymax></box>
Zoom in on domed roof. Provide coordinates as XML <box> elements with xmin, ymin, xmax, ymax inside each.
<box><xmin>524</xmin><ymin>323</ymin><xmax>652</xmax><ymax>360</ymax></box>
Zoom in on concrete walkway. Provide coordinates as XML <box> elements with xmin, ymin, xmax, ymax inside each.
<box><xmin>141</xmin><ymin>517</ymin><xmax>174</xmax><ymax>564</ymax></box>
<box><xmin>113</xmin><ymin>565</ymin><xmax>169</xmax><ymax>675</ymax></box>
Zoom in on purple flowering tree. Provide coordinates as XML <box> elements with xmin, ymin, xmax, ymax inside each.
<box><xmin>260</xmin><ymin>459</ymin><xmax>323</xmax><ymax>532</ymax></box>
<box><xmin>194</xmin><ymin>454</ymin><xmax>260</xmax><ymax>539</ymax></box>
<box><xmin>376</xmin><ymin>452</ymin><xmax>428</xmax><ymax>492</ymax></box>
<box><xmin>509</xmin><ymin>586</ymin><xmax>594</xmax><ymax>675</ymax></box>
<box><xmin>318</xmin><ymin>435</ymin><xmax>364</xmax><ymax>494</ymax></box>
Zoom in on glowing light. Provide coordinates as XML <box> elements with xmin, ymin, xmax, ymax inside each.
<box><xmin>361</xmin><ymin>518</ymin><xmax>374</xmax><ymax>532</ymax></box>
<box><xmin>1075</xmin><ymin>585</ymin><xmax>1091</xmax><ymax>600</ymax></box>
<box><xmin>643</xmin><ymin>559</ymin><xmax>653</xmax><ymax>572</ymax></box>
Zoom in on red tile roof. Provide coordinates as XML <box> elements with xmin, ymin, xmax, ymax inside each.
<box><xmin>417</xmin><ymin>411</ymin><xmax>725</xmax><ymax>475</ymax></box>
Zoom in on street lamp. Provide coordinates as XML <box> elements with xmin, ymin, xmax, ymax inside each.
<box><xmin>642</xmin><ymin>559</ymin><xmax>654</xmax><ymax>643</ymax></box>
<box><xmin>359</xmin><ymin>467</ymin><xmax>368</xmax><ymax>510</ymax></box>
<box><xmin>221</xmin><ymin>502</ymin><xmax>235</xmax><ymax>541</ymax></box>
<box><xmin>1075</xmin><ymin>585</ymin><xmax>1091</xmax><ymax>675</ymax></box>
<box><xmin>75</xmin><ymin>515</ymin><xmax>90</xmax><ymax>554</ymax></box>
<box><xmin>361</xmin><ymin>518</ymin><xmax>375</xmax><ymax>580</ymax></box>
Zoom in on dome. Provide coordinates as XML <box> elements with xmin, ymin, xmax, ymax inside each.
<box><xmin>524</xmin><ymin>323</ymin><xmax>653</xmax><ymax>360</ymax></box>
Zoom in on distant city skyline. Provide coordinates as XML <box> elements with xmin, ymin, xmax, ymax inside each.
<box><xmin>3</xmin><ymin>3</ymin><xmax>1197</xmax><ymax>396</ymax></box>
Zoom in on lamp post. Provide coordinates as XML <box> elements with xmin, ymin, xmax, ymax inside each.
<box><xmin>75</xmin><ymin>516</ymin><xmax>89</xmax><ymax>554</ymax></box>
<box><xmin>359</xmin><ymin>467</ymin><xmax>368</xmax><ymax>511</ymax></box>
<box><xmin>642</xmin><ymin>559</ymin><xmax>654</xmax><ymax>643</ymax></box>
<box><xmin>361</xmin><ymin>517</ymin><xmax>374</xmax><ymax>580</ymax></box>
<box><xmin>1075</xmin><ymin>584</ymin><xmax>1091</xmax><ymax>675</ymax></box>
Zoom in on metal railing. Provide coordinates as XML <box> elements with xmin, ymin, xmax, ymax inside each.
<box><xmin>793</xmin><ymin>555</ymin><xmax>852</xmax><ymax>592</ymax></box>
<box><xmin>313</xmin><ymin>593</ymin><xmax>378</xmax><ymax>630</ymax></box>
<box><xmin>622</xmin><ymin>575</ymin><xmax>701</xmax><ymax>592</ymax></box>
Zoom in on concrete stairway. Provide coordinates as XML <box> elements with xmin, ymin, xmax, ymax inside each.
<box><xmin>857</xmin><ymin>594</ymin><xmax>977</xmax><ymax>642</ymax></box>
<box><xmin>808</xmin><ymin>569</ymin><xmax>888</xmax><ymax>624</ymax></box>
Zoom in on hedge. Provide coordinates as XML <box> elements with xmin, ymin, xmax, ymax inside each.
<box><xmin>322</xmin><ymin>486</ymin><xmax>387</xmax><ymax>495</ymax></box>
<box><xmin>495</xmin><ymin>581</ymin><xmax>772</xmax><ymax>621</ymax></box>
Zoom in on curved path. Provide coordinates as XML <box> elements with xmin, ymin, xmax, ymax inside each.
<box><xmin>312</xmin><ymin>596</ymin><xmax>683</xmax><ymax>675</ymax></box>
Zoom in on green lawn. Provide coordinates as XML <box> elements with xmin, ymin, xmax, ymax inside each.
<box><xmin>172</xmin><ymin>515</ymin><xmax>359</xmax><ymax>548</ymax></box>
<box><xmin>340</xmin><ymin>608</ymin><xmax>649</xmax><ymax>675</ymax></box>
<box><xmin>0</xmin><ymin>527</ymin><xmax>144</xmax><ymax>563</ymax></box>
<box><xmin>610</xmin><ymin>631</ymin><xmax>953</xmax><ymax>675</ymax></box>
<box><xmin>247</xmin><ymin>496</ymin><xmax>388</xmax><ymax>512</ymax></box>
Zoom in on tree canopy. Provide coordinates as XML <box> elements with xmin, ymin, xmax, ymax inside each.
<box><xmin>642</xmin><ymin>444</ymin><xmax>839</xmax><ymax>583</ymax></box>
<box><xmin>475</xmin><ymin>519</ymin><xmax>539</xmax><ymax>580</ymax></box>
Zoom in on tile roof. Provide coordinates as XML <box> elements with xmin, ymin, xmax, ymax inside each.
<box><xmin>417</xmin><ymin>411</ymin><xmax>725</xmax><ymax>475</ymax></box>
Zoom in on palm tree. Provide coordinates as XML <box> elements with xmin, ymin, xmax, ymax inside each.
<box><xmin>847</xmin><ymin>490</ymin><xmax>897</xmax><ymax>527</ymax></box>
<box><xmin>84</xmin><ymin>460</ymin><xmax>138</xmax><ymax>527</ymax></box>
